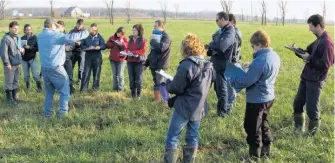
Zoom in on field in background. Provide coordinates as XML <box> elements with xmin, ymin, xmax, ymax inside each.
<box><xmin>0</xmin><ymin>19</ymin><xmax>333</xmax><ymax>162</ymax></box>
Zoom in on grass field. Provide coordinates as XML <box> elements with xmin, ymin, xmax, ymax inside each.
<box><xmin>0</xmin><ymin>18</ymin><xmax>333</xmax><ymax>163</ymax></box>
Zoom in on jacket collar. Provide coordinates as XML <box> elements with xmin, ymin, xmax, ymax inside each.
<box><xmin>253</xmin><ymin>48</ymin><xmax>272</xmax><ymax>58</ymax></box>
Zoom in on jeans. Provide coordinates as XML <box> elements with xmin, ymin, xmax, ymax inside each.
<box><xmin>22</xmin><ymin>59</ymin><xmax>41</xmax><ymax>83</ymax></box>
<box><xmin>127</xmin><ymin>62</ymin><xmax>144</xmax><ymax>90</ymax></box>
<box><xmin>110</xmin><ymin>60</ymin><xmax>126</xmax><ymax>91</ymax></box>
<box><xmin>4</xmin><ymin>65</ymin><xmax>20</xmax><ymax>90</ymax></box>
<box><xmin>150</xmin><ymin>68</ymin><xmax>164</xmax><ymax>91</ymax></box>
<box><xmin>81</xmin><ymin>55</ymin><xmax>102</xmax><ymax>91</ymax></box>
<box><xmin>293</xmin><ymin>79</ymin><xmax>324</xmax><ymax>120</ymax></box>
<box><xmin>244</xmin><ymin>100</ymin><xmax>274</xmax><ymax>148</ymax></box>
<box><xmin>165</xmin><ymin>111</ymin><xmax>201</xmax><ymax>149</ymax></box>
<box><xmin>214</xmin><ymin>69</ymin><xmax>228</xmax><ymax>115</ymax></box>
<box><xmin>41</xmin><ymin>66</ymin><xmax>70</xmax><ymax>117</ymax></box>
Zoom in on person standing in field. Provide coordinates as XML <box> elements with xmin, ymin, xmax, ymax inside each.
<box><xmin>37</xmin><ymin>18</ymin><xmax>89</xmax><ymax>117</ymax></box>
<box><xmin>105</xmin><ymin>27</ymin><xmax>128</xmax><ymax>92</ymax></box>
<box><xmin>0</xmin><ymin>21</ymin><xmax>25</xmax><ymax>105</ymax></box>
<box><xmin>57</xmin><ymin>21</ymin><xmax>76</xmax><ymax>94</ymax></box>
<box><xmin>145</xmin><ymin>20</ymin><xmax>172</xmax><ymax>102</ymax></box>
<box><xmin>80</xmin><ymin>23</ymin><xmax>106</xmax><ymax>92</ymax></box>
<box><xmin>226</xmin><ymin>13</ymin><xmax>243</xmax><ymax>113</ymax></box>
<box><xmin>163</xmin><ymin>33</ymin><xmax>214</xmax><ymax>163</ymax></box>
<box><xmin>126</xmin><ymin>24</ymin><xmax>147</xmax><ymax>98</ymax></box>
<box><xmin>205</xmin><ymin>12</ymin><xmax>235</xmax><ymax>117</ymax></box>
<box><xmin>70</xmin><ymin>19</ymin><xmax>85</xmax><ymax>85</ymax></box>
<box><xmin>21</xmin><ymin>24</ymin><xmax>42</xmax><ymax>92</ymax></box>
<box><xmin>228</xmin><ymin>30</ymin><xmax>280</xmax><ymax>159</ymax></box>
<box><xmin>292</xmin><ymin>14</ymin><xmax>334</xmax><ymax>136</ymax></box>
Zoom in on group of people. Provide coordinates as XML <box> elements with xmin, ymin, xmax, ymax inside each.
<box><xmin>0</xmin><ymin>11</ymin><xmax>333</xmax><ymax>162</ymax></box>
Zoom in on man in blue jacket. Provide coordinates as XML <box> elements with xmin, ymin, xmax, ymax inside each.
<box><xmin>37</xmin><ymin>18</ymin><xmax>89</xmax><ymax>117</ymax></box>
<box><xmin>206</xmin><ymin>12</ymin><xmax>236</xmax><ymax>117</ymax></box>
<box><xmin>80</xmin><ymin>23</ymin><xmax>106</xmax><ymax>92</ymax></box>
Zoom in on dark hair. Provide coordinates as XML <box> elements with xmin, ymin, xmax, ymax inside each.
<box><xmin>114</xmin><ymin>27</ymin><xmax>125</xmax><ymax>38</ymax></box>
<box><xmin>57</xmin><ymin>21</ymin><xmax>65</xmax><ymax>26</ymax></box>
<box><xmin>155</xmin><ymin>20</ymin><xmax>164</xmax><ymax>27</ymax></box>
<box><xmin>76</xmin><ymin>19</ymin><xmax>84</xmax><ymax>25</ymax></box>
<box><xmin>9</xmin><ymin>21</ymin><xmax>19</xmax><ymax>28</ymax></box>
<box><xmin>229</xmin><ymin>14</ymin><xmax>236</xmax><ymax>24</ymax></box>
<box><xmin>307</xmin><ymin>14</ymin><xmax>325</xmax><ymax>29</ymax></box>
<box><xmin>133</xmin><ymin>24</ymin><xmax>144</xmax><ymax>37</ymax></box>
<box><xmin>217</xmin><ymin>12</ymin><xmax>229</xmax><ymax>21</ymax></box>
<box><xmin>23</xmin><ymin>24</ymin><xmax>31</xmax><ymax>31</ymax></box>
<box><xmin>90</xmin><ymin>23</ymin><xmax>97</xmax><ymax>27</ymax></box>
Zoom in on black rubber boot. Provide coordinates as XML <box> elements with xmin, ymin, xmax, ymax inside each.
<box><xmin>5</xmin><ymin>90</ymin><xmax>16</xmax><ymax>105</ymax></box>
<box><xmin>164</xmin><ymin>148</ymin><xmax>178</xmax><ymax>163</ymax></box>
<box><xmin>249</xmin><ymin>146</ymin><xmax>261</xmax><ymax>161</ymax></box>
<box><xmin>131</xmin><ymin>89</ymin><xmax>137</xmax><ymax>98</ymax></box>
<box><xmin>307</xmin><ymin>120</ymin><xmax>320</xmax><ymax>136</ymax></box>
<box><xmin>26</xmin><ymin>81</ymin><xmax>30</xmax><ymax>89</ymax></box>
<box><xmin>183</xmin><ymin>147</ymin><xmax>197</xmax><ymax>163</ymax></box>
<box><xmin>261</xmin><ymin>144</ymin><xmax>270</xmax><ymax>158</ymax></box>
<box><xmin>36</xmin><ymin>81</ymin><xmax>42</xmax><ymax>93</ymax></box>
<box><xmin>12</xmin><ymin>89</ymin><xmax>20</xmax><ymax>103</ymax></box>
<box><xmin>137</xmin><ymin>88</ymin><xmax>142</xmax><ymax>98</ymax></box>
<box><xmin>293</xmin><ymin>113</ymin><xmax>305</xmax><ymax>133</ymax></box>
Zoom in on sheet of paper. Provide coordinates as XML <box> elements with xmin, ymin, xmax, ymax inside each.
<box><xmin>155</xmin><ymin>69</ymin><xmax>173</xmax><ymax>80</ymax></box>
<box><xmin>21</xmin><ymin>40</ymin><xmax>27</xmax><ymax>46</ymax></box>
<box><xmin>225</xmin><ymin>62</ymin><xmax>247</xmax><ymax>92</ymax></box>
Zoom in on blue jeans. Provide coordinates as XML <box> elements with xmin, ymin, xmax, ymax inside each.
<box><xmin>41</xmin><ymin>66</ymin><xmax>70</xmax><ymax>117</ymax></box>
<box><xmin>165</xmin><ymin>111</ymin><xmax>201</xmax><ymax>149</ymax></box>
<box><xmin>22</xmin><ymin>59</ymin><xmax>41</xmax><ymax>82</ymax></box>
<box><xmin>127</xmin><ymin>62</ymin><xmax>143</xmax><ymax>89</ymax></box>
<box><xmin>81</xmin><ymin>55</ymin><xmax>102</xmax><ymax>91</ymax></box>
<box><xmin>110</xmin><ymin>60</ymin><xmax>126</xmax><ymax>91</ymax></box>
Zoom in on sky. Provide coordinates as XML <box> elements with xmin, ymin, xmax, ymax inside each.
<box><xmin>6</xmin><ymin>0</ymin><xmax>335</xmax><ymax>21</ymax></box>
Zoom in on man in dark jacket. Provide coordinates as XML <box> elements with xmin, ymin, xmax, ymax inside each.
<box><xmin>57</xmin><ymin>21</ymin><xmax>76</xmax><ymax>94</ymax></box>
<box><xmin>145</xmin><ymin>20</ymin><xmax>172</xmax><ymax>102</ymax></box>
<box><xmin>70</xmin><ymin>19</ymin><xmax>85</xmax><ymax>85</ymax></box>
<box><xmin>292</xmin><ymin>14</ymin><xmax>334</xmax><ymax>136</ymax></box>
<box><xmin>0</xmin><ymin>21</ymin><xmax>25</xmax><ymax>104</ymax></box>
<box><xmin>80</xmin><ymin>23</ymin><xmax>106</xmax><ymax>92</ymax></box>
<box><xmin>21</xmin><ymin>24</ymin><xmax>42</xmax><ymax>92</ymax></box>
<box><xmin>206</xmin><ymin>12</ymin><xmax>236</xmax><ymax>117</ymax></box>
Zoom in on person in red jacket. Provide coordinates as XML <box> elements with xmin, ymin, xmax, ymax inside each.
<box><xmin>105</xmin><ymin>27</ymin><xmax>128</xmax><ymax>92</ymax></box>
<box><xmin>127</xmin><ymin>24</ymin><xmax>147</xmax><ymax>98</ymax></box>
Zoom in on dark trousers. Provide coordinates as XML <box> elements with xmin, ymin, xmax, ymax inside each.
<box><xmin>214</xmin><ymin>69</ymin><xmax>228</xmax><ymax>115</ymax></box>
<box><xmin>293</xmin><ymin>79</ymin><xmax>323</xmax><ymax>120</ymax></box>
<box><xmin>127</xmin><ymin>62</ymin><xmax>144</xmax><ymax>90</ymax></box>
<box><xmin>71</xmin><ymin>52</ymin><xmax>82</xmax><ymax>81</ymax></box>
<box><xmin>80</xmin><ymin>55</ymin><xmax>102</xmax><ymax>91</ymax></box>
<box><xmin>150</xmin><ymin>68</ymin><xmax>163</xmax><ymax>91</ymax></box>
<box><xmin>244</xmin><ymin>100</ymin><xmax>274</xmax><ymax>148</ymax></box>
<box><xmin>64</xmin><ymin>58</ymin><xmax>73</xmax><ymax>86</ymax></box>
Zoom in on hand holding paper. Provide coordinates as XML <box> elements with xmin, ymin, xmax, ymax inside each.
<box><xmin>155</xmin><ymin>69</ymin><xmax>173</xmax><ymax>81</ymax></box>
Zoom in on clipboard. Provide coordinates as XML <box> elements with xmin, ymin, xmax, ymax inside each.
<box><xmin>284</xmin><ymin>45</ymin><xmax>305</xmax><ymax>54</ymax></box>
<box><xmin>155</xmin><ymin>69</ymin><xmax>173</xmax><ymax>80</ymax></box>
<box><xmin>225</xmin><ymin>62</ymin><xmax>246</xmax><ymax>92</ymax></box>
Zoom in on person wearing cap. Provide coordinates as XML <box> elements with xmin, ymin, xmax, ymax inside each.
<box><xmin>70</xmin><ymin>19</ymin><xmax>85</xmax><ymax>85</ymax></box>
<box><xmin>80</xmin><ymin>23</ymin><xmax>106</xmax><ymax>92</ymax></box>
<box><xmin>21</xmin><ymin>24</ymin><xmax>42</xmax><ymax>92</ymax></box>
<box><xmin>57</xmin><ymin>20</ymin><xmax>76</xmax><ymax>94</ymax></box>
<box><xmin>0</xmin><ymin>21</ymin><xmax>25</xmax><ymax>105</ymax></box>
<box><xmin>37</xmin><ymin>18</ymin><xmax>89</xmax><ymax>117</ymax></box>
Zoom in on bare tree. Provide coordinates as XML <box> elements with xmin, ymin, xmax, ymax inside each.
<box><xmin>125</xmin><ymin>0</ymin><xmax>133</xmax><ymax>24</ymax></box>
<box><xmin>278</xmin><ymin>0</ymin><xmax>287</xmax><ymax>26</ymax></box>
<box><xmin>260</xmin><ymin>0</ymin><xmax>267</xmax><ymax>25</ymax></box>
<box><xmin>174</xmin><ymin>4</ymin><xmax>179</xmax><ymax>19</ymax></box>
<box><xmin>241</xmin><ymin>8</ymin><xmax>244</xmax><ymax>22</ymax></box>
<box><xmin>50</xmin><ymin>0</ymin><xmax>54</xmax><ymax>18</ymax></box>
<box><xmin>0</xmin><ymin>0</ymin><xmax>9</xmax><ymax>20</ymax></box>
<box><xmin>220</xmin><ymin>0</ymin><xmax>233</xmax><ymax>14</ymax></box>
<box><xmin>158</xmin><ymin>0</ymin><xmax>168</xmax><ymax>24</ymax></box>
<box><xmin>104</xmin><ymin>0</ymin><xmax>115</xmax><ymax>25</ymax></box>
<box><xmin>322</xmin><ymin>0</ymin><xmax>326</xmax><ymax>21</ymax></box>
<box><xmin>304</xmin><ymin>9</ymin><xmax>309</xmax><ymax>22</ymax></box>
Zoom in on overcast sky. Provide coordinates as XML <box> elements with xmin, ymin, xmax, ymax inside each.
<box><xmin>6</xmin><ymin>0</ymin><xmax>335</xmax><ymax>20</ymax></box>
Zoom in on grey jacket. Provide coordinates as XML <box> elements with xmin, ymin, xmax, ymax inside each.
<box><xmin>209</xmin><ymin>24</ymin><xmax>236</xmax><ymax>71</ymax></box>
<box><xmin>166</xmin><ymin>56</ymin><xmax>215</xmax><ymax>121</ymax></box>
<box><xmin>0</xmin><ymin>32</ymin><xmax>22</xmax><ymax>66</ymax></box>
<box><xmin>146</xmin><ymin>30</ymin><xmax>171</xmax><ymax>70</ymax></box>
<box><xmin>64</xmin><ymin>32</ymin><xmax>75</xmax><ymax>60</ymax></box>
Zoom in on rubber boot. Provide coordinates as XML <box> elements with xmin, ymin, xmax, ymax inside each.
<box><xmin>36</xmin><ymin>81</ymin><xmax>42</xmax><ymax>93</ymax></box>
<box><xmin>164</xmin><ymin>148</ymin><xmax>178</xmax><ymax>163</ymax></box>
<box><xmin>306</xmin><ymin>120</ymin><xmax>320</xmax><ymax>136</ymax></box>
<box><xmin>261</xmin><ymin>144</ymin><xmax>270</xmax><ymax>158</ymax></box>
<box><xmin>249</xmin><ymin>146</ymin><xmax>261</xmax><ymax>161</ymax></box>
<box><xmin>70</xmin><ymin>84</ymin><xmax>75</xmax><ymax>95</ymax></box>
<box><xmin>12</xmin><ymin>89</ymin><xmax>21</xmax><ymax>103</ymax></box>
<box><xmin>131</xmin><ymin>88</ymin><xmax>137</xmax><ymax>98</ymax></box>
<box><xmin>154</xmin><ymin>91</ymin><xmax>161</xmax><ymax>103</ymax></box>
<box><xmin>5</xmin><ymin>90</ymin><xmax>16</xmax><ymax>105</ymax></box>
<box><xmin>183</xmin><ymin>147</ymin><xmax>197</xmax><ymax>163</ymax></box>
<box><xmin>137</xmin><ymin>88</ymin><xmax>142</xmax><ymax>98</ymax></box>
<box><xmin>293</xmin><ymin>113</ymin><xmax>305</xmax><ymax>133</ymax></box>
<box><xmin>26</xmin><ymin>81</ymin><xmax>30</xmax><ymax>89</ymax></box>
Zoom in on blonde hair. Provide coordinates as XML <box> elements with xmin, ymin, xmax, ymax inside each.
<box><xmin>181</xmin><ymin>33</ymin><xmax>205</xmax><ymax>58</ymax></box>
<box><xmin>250</xmin><ymin>30</ymin><xmax>271</xmax><ymax>47</ymax></box>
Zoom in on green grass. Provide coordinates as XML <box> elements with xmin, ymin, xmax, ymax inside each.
<box><xmin>0</xmin><ymin>18</ymin><xmax>333</xmax><ymax>162</ymax></box>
